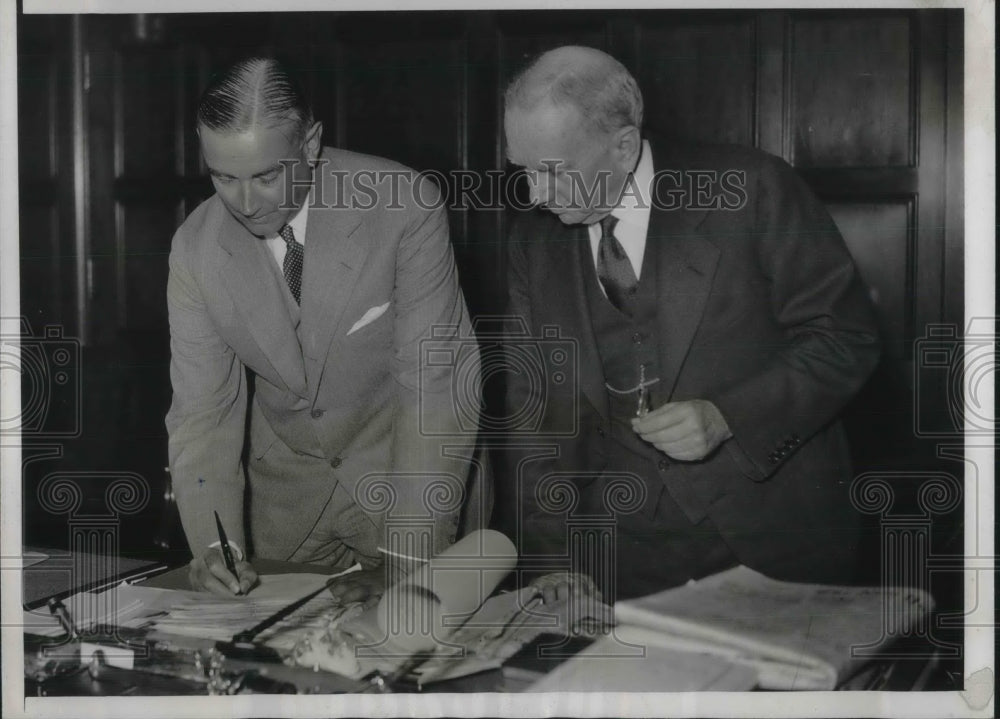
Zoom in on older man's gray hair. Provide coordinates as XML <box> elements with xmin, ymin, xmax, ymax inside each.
<box><xmin>505</xmin><ymin>46</ymin><xmax>644</xmax><ymax>136</ymax></box>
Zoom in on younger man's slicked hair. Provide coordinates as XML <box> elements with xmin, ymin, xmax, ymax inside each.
<box><xmin>196</xmin><ymin>57</ymin><xmax>314</xmax><ymax>139</ymax></box>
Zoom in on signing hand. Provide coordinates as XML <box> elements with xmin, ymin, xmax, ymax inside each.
<box><xmin>631</xmin><ymin>399</ymin><xmax>733</xmax><ymax>461</ymax></box>
<box><xmin>189</xmin><ymin>548</ymin><xmax>258</xmax><ymax>596</ymax></box>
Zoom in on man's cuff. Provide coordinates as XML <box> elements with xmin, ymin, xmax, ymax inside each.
<box><xmin>208</xmin><ymin>540</ymin><xmax>244</xmax><ymax>561</ymax></box>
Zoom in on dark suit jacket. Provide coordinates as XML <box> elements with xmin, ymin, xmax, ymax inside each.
<box><xmin>166</xmin><ymin>147</ymin><xmax>480</xmax><ymax>562</ymax></box>
<box><xmin>501</xmin><ymin>137</ymin><xmax>880</xmax><ymax>585</ymax></box>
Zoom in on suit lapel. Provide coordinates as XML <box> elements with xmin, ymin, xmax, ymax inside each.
<box><xmin>650</xmin><ymin>201</ymin><xmax>719</xmax><ymax>400</ymax></box>
<box><xmin>217</xmin><ymin>213</ymin><xmax>308</xmax><ymax>397</ymax></box>
<box><xmin>540</xmin><ymin>222</ymin><xmax>609</xmax><ymax>424</ymax></box>
<box><xmin>299</xmin><ymin>182</ymin><xmax>366</xmax><ymax>398</ymax></box>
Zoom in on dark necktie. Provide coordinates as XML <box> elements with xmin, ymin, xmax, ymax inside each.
<box><xmin>279</xmin><ymin>224</ymin><xmax>304</xmax><ymax>305</ymax></box>
<box><xmin>596</xmin><ymin>214</ymin><xmax>638</xmax><ymax>315</ymax></box>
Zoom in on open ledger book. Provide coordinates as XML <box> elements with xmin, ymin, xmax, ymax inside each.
<box><xmin>605</xmin><ymin>565</ymin><xmax>935</xmax><ymax>690</ymax></box>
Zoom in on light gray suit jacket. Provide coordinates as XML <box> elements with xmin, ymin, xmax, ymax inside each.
<box><xmin>166</xmin><ymin>147</ymin><xmax>480</xmax><ymax>562</ymax></box>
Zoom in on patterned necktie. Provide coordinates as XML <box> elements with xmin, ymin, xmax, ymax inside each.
<box><xmin>596</xmin><ymin>214</ymin><xmax>638</xmax><ymax>315</ymax></box>
<box><xmin>279</xmin><ymin>224</ymin><xmax>304</xmax><ymax>305</ymax></box>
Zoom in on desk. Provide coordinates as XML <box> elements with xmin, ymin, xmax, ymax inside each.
<box><xmin>144</xmin><ymin>558</ymin><xmax>337</xmax><ymax>591</ymax></box>
<box><xmin>22</xmin><ymin>546</ymin><xmax>166</xmax><ymax>609</ymax></box>
<box><xmin>25</xmin><ymin>557</ymin><xmax>957</xmax><ymax>694</ymax></box>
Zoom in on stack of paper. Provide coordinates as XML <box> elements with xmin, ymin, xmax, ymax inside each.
<box><xmin>611</xmin><ymin>565</ymin><xmax>936</xmax><ymax>690</ymax></box>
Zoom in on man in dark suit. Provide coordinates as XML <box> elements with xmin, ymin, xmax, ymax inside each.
<box><xmin>166</xmin><ymin>58</ymin><xmax>479</xmax><ymax>597</ymax></box>
<box><xmin>500</xmin><ymin>46</ymin><xmax>880</xmax><ymax>601</ymax></box>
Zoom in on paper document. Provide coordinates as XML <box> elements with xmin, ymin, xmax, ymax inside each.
<box><xmin>23</xmin><ymin>567</ymin><xmax>360</xmax><ymax>643</ymax></box>
<box><xmin>527</xmin><ymin>634</ymin><xmax>760</xmax><ymax>692</ymax></box>
<box><xmin>613</xmin><ymin>565</ymin><xmax>935</xmax><ymax>690</ymax></box>
<box><xmin>139</xmin><ymin>569</ymin><xmax>359</xmax><ymax>641</ymax></box>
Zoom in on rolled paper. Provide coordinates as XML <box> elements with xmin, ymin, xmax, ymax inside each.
<box><xmin>377</xmin><ymin>529</ymin><xmax>517</xmax><ymax>653</ymax></box>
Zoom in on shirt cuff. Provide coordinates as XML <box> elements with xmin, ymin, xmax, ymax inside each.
<box><xmin>208</xmin><ymin>540</ymin><xmax>244</xmax><ymax>561</ymax></box>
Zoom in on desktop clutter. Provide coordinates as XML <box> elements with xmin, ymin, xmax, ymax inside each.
<box><xmin>23</xmin><ymin>530</ymin><xmax>610</xmax><ymax>695</ymax></box>
<box><xmin>23</xmin><ymin>528</ymin><xmax>935</xmax><ymax>695</ymax></box>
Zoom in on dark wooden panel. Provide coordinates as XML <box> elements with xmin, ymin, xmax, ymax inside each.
<box><xmin>18</xmin><ymin>52</ymin><xmax>57</xmax><ymax>183</ymax></box>
<box><xmin>798</xmin><ymin>167</ymin><xmax>917</xmax><ymax>198</ymax></box>
<box><xmin>336</xmin><ymin>33</ymin><xmax>465</xmax><ymax>175</ymax></box>
<box><xmin>496</xmin><ymin>15</ymin><xmax>608</xmax><ymax>98</ymax></box>
<box><xmin>634</xmin><ymin>16</ymin><xmax>756</xmax><ymax>145</ymax></box>
<box><xmin>18</xmin><ymin>205</ymin><xmax>63</xmax><ymax>331</ymax></box>
<box><xmin>117</xmin><ymin>46</ymin><xmax>182</xmax><ymax>178</ymax></box>
<box><xmin>942</xmin><ymin>11</ymin><xmax>964</xmax><ymax>330</ymax></box>
<box><xmin>118</xmin><ymin>201</ymin><xmax>178</xmax><ymax>331</ymax></box>
<box><xmin>790</xmin><ymin>14</ymin><xmax>913</xmax><ymax>168</ymax></box>
<box><xmin>827</xmin><ymin>201</ymin><xmax>912</xmax><ymax>358</ymax></box>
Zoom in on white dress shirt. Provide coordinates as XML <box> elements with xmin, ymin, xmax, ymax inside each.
<box><xmin>266</xmin><ymin>197</ymin><xmax>310</xmax><ymax>268</ymax></box>
<box><xmin>587</xmin><ymin>139</ymin><xmax>654</xmax><ymax>282</ymax></box>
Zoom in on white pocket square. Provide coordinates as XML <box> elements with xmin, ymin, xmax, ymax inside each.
<box><xmin>346</xmin><ymin>302</ymin><xmax>390</xmax><ymax>336</ymax></box>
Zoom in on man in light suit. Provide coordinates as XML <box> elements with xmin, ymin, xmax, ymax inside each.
<box><xmin>500</xmin><ymin>47</ymin><xmax>880</xmax><ymax>601</ymax></box>
<box><xmin>166</xmin><ymin>58</ymin><xmax>479</xmax><ymax>596</ymax></box>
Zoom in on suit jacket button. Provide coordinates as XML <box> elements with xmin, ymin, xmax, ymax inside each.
<box><xmin>596</xmin><ymin>427</ymin><xmax>605</xmax><ymax>437</ymax></box>
<box><xmin>330</xmin><ymin>457</ymin><xmax>342</xmax><ymax>468</ymax></box>
<box><xmin>311</xmin><ymin>409</ymin><xmax>324</xmax><ymax>419</ymax></box>
<box><xmin>658</xmin><ymin>459</ymin><xmax>669</xmax><ymax>471</ymax></box>
<box><xmin>632</xmin><ymin>332</ymin><xmax>643</xmax><ymax>344</ymax></box>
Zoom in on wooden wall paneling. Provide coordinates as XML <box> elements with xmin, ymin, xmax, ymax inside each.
<box><xmin>632</xmin><ymin>12</ymin><xmax>757</xmax><ymax>146</ymax></box>
<box><xmin>17</xmin><ymin>17</ymin><xmax>69</xmax><ymax>333</ymax></box>
<box><xmin>333</xmin><ymin>15</ymin><xmax>466</xmax><ymax>177</ymax></box>
<box><xmin>913</xmin><ymin>10</ymin><xmax>948</xmax><ymax>335</ymax></box>
<box><xmin>70</xmin><ymin>17</ymin><xmax>91</xmax><ymax>346</ymax></box>
<box><xmin>942</xmin><ymin>11</ymin><xmax>963</xmax><ymax>330</ymax></box>
<box><xmin>118</xmin><ymin>44</ymin><xmax>185</xmax><ymax>333</ymax></box>
<box><xmin>83</xmin><ymin>16</ymin><xmax>121</xmax><ymax>347</ymax></box>
<box><xmin>789</xmin><ymin>12</ymin><xmax>914</xmax><ymax>168</ymax></box>
<box><xmin>827</xmin><ymin>200</ymin><xmax>914</xmax><ymax>359</ymax></box>
<box><xmin>118</xmin><ymin>203</ymin><xmax>179</xmax><ymax>333</ymax></box>
<box><xmin>756</xmin><ymin>11</ymin><xmax>787</xmax><ymax>158</ymax></box>
<box><xmin>461</xmin><ymin>12</ymin><xmax>505</xmax><ymax>316</ymax></box>
<box><xmin>118</xmin><ymin>46</ymin><xmax>179</xmax><ymax>179</ymax></box>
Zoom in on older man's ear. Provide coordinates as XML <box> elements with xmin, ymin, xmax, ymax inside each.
<box><xmin>612</xmin><ymin>125</ymin><xmax>642</xmax><ymax>170</ymax></box>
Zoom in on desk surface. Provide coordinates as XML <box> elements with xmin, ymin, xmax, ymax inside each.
<box><xmin>26</xmin><ymin>555</ymin><xmax>956</xmax><ymax>694</ymax></box>
<box><xmin>144</xmin><ymin>558</ymin><xmax>340</xmax><ymax>591</ymax></box>
<box><xmin>23</xmin><ymin>546</ymin><xmax>165</xmax><ymax>609</ymax></box>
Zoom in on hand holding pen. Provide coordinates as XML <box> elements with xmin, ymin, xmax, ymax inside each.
<box><xmin>187</xmin><ymin>511</ymin><xmax>259</xmax><ymax>596</ymax></box>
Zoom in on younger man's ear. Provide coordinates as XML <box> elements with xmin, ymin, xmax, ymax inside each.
<box><xmin>303</xmin><ymin>121</ymin><xmax>323</xmax><ymax>161</ymax></box>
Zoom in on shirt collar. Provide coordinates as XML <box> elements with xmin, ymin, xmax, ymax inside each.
<box><xmin>284</xmin><ymin>193</ymin><xmax>310</xmax><ymax>243</ymax></box>
<box><xmin>611</xmin><ymin>139</ymin><xmax>653</xmax><ymax>225</ymax></box>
